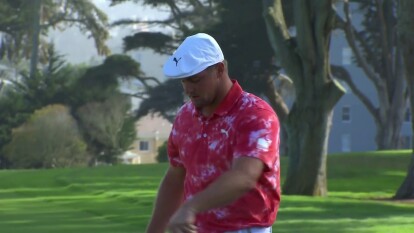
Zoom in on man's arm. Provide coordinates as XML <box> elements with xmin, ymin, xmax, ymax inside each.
<box><xmin>146</xmin><ymin>166</ymin><xmax>186</xmax><ymax>233</ymax></box>
<box><xmin>168</xmin><ymin>157</ymin><xmax>264</xmax><ymax>229</ymax></box>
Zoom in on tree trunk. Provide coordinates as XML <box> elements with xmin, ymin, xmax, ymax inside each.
<box><xmin>394</xmin><ymin>153</ymin><xmax>414</xmax><ymax>199</ymax></box>
<box><xmin>335</xmin><ymin>1</ymin><xmax>407</xmax><ymax>150</ymax></box>
<box><xmin>376</xmin><ymin>111</ymin><xmax>405</xmax><ymax>150</ymax></box>
<box><xmin>377</xmin><ymin>51</ymin><xmax>407</xmax><ymax>149</ymax></box>
<box><xmin>394</xmin><ymin>0</ymin><xmax>414</xmax><ymax>199</ymax></box>
<box><xmin>283</xmin><ymin>101</ymin><xmax>333</xmax><ymax>195</ymax></box>
<box><xmin>30</xmin><ymin>0</ymin><xmax>42</xmax><ymax>78</ymax></box>
<box><xmin>333</xmin><ymin>61</ymin><xmax>406</xmax><ymax>150</ymax></box>
<box><xmin>263</xmin><ymin>0</ymin><xmax>345</xmax><ymax>196</ymax></box>
<box><xmin>263</xmin><ymin>74</ymin><xmax>290</xmax><ymax>156</ymax></box>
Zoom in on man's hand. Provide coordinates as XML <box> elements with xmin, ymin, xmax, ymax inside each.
<box><xmin>166</xmin><ymin>157</ymin><xmax>264</xmax><ymax>233</ymax></box>
<box><xmin>168</xmin><ymin>204</ymin><xmax>197</xmax><ymax>233</ymax></box>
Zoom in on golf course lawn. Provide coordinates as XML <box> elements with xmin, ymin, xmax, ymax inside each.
<box><xmin>0</xmin><ymin>150</ymin><xmax>413</xmax><ymax>233</ymax></box>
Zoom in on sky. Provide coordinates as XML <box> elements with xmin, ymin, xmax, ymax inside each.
<box><xmin>51</xmin><ymin>0</ymin><xmax>169</xmax><ymax>80</ymax></box>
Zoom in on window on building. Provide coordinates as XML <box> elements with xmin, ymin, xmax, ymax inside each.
<box><xmin>341</xmin><ymin>134</ymin><xmax>351</xmax><ymax>152</ymax></box>
<box><xmin>405</xmin><ymin>108</ymin><xmax>411</xmax><ymax>122</ymax></box>
<box><xmin>139</xmin><ymin>141</ymin><xmax>149</xmax><ymax>151</ymax></box>
<box><xmin>342</xmin><ymin>106</ymin><xmax>351</xmax><ymax>122</ymax></box>
<box><xmin>342</xmin><ymin>47</ymin><xmax>353</xmax><ymax>65</ymax></box>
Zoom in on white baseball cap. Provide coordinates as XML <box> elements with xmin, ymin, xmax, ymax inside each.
<box><xmin>163</xmin><ymin>33</ymin><xmax>224</xmax><ymax>79</ymax></box>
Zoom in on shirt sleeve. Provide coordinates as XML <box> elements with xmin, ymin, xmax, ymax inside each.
<box><xmin>167</xmin><ymin>121</ymin><xmax>184</xmax><ymax>167</ymax></box>
<box><xmin>233</xmin><ymin>108</ymin><xmax>280</xmax><ymax>171</ymax></box>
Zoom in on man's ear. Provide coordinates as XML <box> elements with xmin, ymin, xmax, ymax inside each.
<box><xmin>216</xmin><ymin>62</ymin><xmax>225</xmax><ymax>76</ymax></box>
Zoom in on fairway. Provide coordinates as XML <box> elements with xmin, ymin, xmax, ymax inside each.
<box><xmin>0</xmin><ymin>151</ymin><xmax>413</xmax><ymax>233</ymax></box>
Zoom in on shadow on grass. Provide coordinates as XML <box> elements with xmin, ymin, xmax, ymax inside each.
<box><xmin>0</xmin><ymin>194</ymin><xmax>155</xmax><ymax>233</ymax></box>
<box><xmin>274</xmin><ymin>196</ymin><xmax>414</xmax><ymax>233</ymax></box>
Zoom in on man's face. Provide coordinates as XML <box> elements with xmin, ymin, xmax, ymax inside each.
<box><xmin>181</xmin><ymin>65</ymin><xmax>220</xmax><ymax>109</ymax></box>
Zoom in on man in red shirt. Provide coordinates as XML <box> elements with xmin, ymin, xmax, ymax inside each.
<box><xmin>146</xmin><ymin>33</ymin><xmax>280</xmax><ymax>233</ymax></box>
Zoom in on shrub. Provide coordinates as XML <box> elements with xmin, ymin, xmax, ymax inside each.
<box><xmin>156</xmin><ymin>141</ymin><xmax>168</xmax><ymax>163</ymax></box>
<box><xmin>3</xmin><ymin>104</ymin><xmax>89</xmax><ymax>168</ymax></box>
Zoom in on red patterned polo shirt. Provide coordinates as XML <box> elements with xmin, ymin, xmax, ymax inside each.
<box><xmin>168</xmin><ymin>80</ymin><xmax>281</xmax><ymax>233</ymax></box>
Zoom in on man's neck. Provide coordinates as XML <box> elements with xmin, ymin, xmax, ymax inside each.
<box><xmin>201</xmin><ymin>77</ymin><xmax>233</xmax><ymax>117</ymax></box>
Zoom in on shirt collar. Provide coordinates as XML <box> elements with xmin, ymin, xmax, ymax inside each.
<box><xmin>214</xmin><ymin>80</ymin><xmax>243</xmax><ymax>116</ymax></box>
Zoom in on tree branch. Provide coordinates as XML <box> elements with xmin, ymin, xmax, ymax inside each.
<box><xmin>111</xmin><ymin>9</ymin><xmax>209</xmax><ymax>32</ymax></box>
<box><xmin>323</xmin><ymin>78</ymin><xmax>346</xmax><ymax>111</ymax></box>
<box><xmin>312</xmin><ymin>0</ymin><xmax>335</xmax><ymax>87</ymax></box>
<box><xmin>41</xmin><ymin>17</ymin><xmax>81</xmax><ymax>28</ymax></box>
<box><xmin>263</xmin><ymin>74</ymin><xmax>289</xmax><ymax>122</ymax></box>
<box><xmin>294</xmin><ymin>1</ymin><xmax>315</xmax><ymax>70</ymax></box>
<box><xmin>128</xmin><ymin>92</ymin><xmax>148</xmax><ymax>100</ymax></box>
<box><xmin>342</xmin><ymin>1</ymin><xmax>389</xmax><ymax>110</ymax></box>
<box><xmin>375</xmin><ymin>0</ymin><xmax>393</xmax><ymax>81</ymax></box>
<box><xmin>111</xmin><ymin>18</ymin><xmax>176</xmax><ymax>27</ymax></box>
<box><xmin>331</xmin><ymin>65</ymin><xmax>378</xmax><ymax>118</ymax></box>
<box><xmin>166</xmin><ymin>0</ymin><xmax>190</xmax><ymax>32</ymax></box>
<box><xmin>262</xmin><ymin>0</ymin><xmax>302</xmax><ymax>86</ymax></box>
<box><xmin>136</xmin><ymin>76</ymin><xmax>161</xmax><ymax>86</ymax></box>
<box><xmin>389</xmin><ymin>47</ymin><xmax>406</xmax><ymax>117</ymax></box>
<box><xmin>342</xmin><ymin>2</ymin><xmax>383</xmax><ymax>87</ymax></box>
<box><xmin>188</xmin><ymin>0</ymin><xmax>205</xmax><ymax>9</ymax></box>
<box><xmin>334</xmin><ymin>13</ymin><xmax>373</xmax><ymax>69</ymax></box>
<box><xmin>0</xmin><ymin>23</ymin><xmax>27</xmax><ymax>34</ymax></box>
<box><xmin>40</xmin><ymin>1</ymin><xmax>71</xmax><ymax>29</ymax></box>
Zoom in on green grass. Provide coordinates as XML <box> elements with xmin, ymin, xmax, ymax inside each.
<box><xmin>0</xmin><ymin>151</ymin><xmax>413</xmax><ymax>233</ymax></box>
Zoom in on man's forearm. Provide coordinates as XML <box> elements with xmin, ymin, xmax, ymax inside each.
<box><xmin>146</xmin><ymin>168</ymin><xmax>185</xmax><ymax>233</ymax></box>
<box><xmin>184</xmin><ymin>169</ymin><xmax>256</xmax><ymax>214</ymax></box>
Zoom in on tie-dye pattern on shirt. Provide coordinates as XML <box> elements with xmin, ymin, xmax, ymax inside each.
<box><xmin>168</xmin><ymin>80</ymin><xmax>281</xmax><ymax>233</ymax></box>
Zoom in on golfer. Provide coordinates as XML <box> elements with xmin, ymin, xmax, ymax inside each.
<box><xmin>146</xmin><ymin>33</ymin><xmax>281</xmax><ymax>233</ymax></box>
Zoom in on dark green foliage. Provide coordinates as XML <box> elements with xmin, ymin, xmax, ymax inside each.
<box><xmin>80</xmin><ymin>54</ymin><xmax>143</xmax><ymax>86</ymax></box>
<box><xmin>0</xmin><ymin>5</ymin><xmax>31</xmax><ymax>64</ymax></box>
<box><xmin>71</xmin><ymin>54</ymin><xmax>143</xmax><ymax>107</ymax></box>
<box><xmin>206</xmin><ymin>0</ymin><xmax>277</xmax><ymax>95</ymax></box>
<box><xmin>111</xmin><ymin>0</ymin><xmax>181</xmax><ymax>7</ymax></box>
<box><xmin>9</xmin><ymin>51</ymin><xmax>80</xmax><ymax>107</ymax></box>
<box><xmin>118</xmin><ymin>116</ymin><xmax>137</xmax><ymax>151</ymax></box>
<box><xmin>112</xmin><ymin>0</ymin><xmax>219</xmax><ymax>54</ymax></box>
<box><xmin>101</xmin><ymin>54</ymin><xmax>144</xmax><ymax>77</ymax></box>
<box><xmin>68</xmin><ymin>55</ymin><xmax>145</xmax><ymax>164</ymax></box>
<box><xmin>115</xmin><ymin>0</ymin><xmax>279</xmax><ymax>121</ymax></box>
<box><xmin>0</xmin><ymin>90</ymin><xmax>29</xmax><ymax>168</ymax></box>
<box><xmin>135</xmin><ymin>79</ymin><xmax>184</xmax><ymax>123</ymax></box>
<box><xmin>76</xmin><ymin>94</ymin><xmax>135</xmax><ymax>165</ymax></box>
<box><xmin>0</xmin><ymin>47</ymin><xmax>81</xmax><ymax>168</ymax></box>
<box><xmin>0</xmin><ymin>0</ymin><xmax>110</xmax><ymax>63</ymax></box>
<box><xmin>0</xmin><ymin>51</ymin><xmax>143</xmax><ymax>168</ymax></box>
<box><xmin>123</xmin><ymin>32</ymin><xmax>174</xmax><ymax>54</ymax></box>
<box><xmin>63</xmin><ymin>55</ymin><xmax>145</xmax><ymax>165</ymax></box>
<box><xmin>156</xmin><ymin>141</ymin><xmax>168</xmax><ymax>163</ymax></box>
